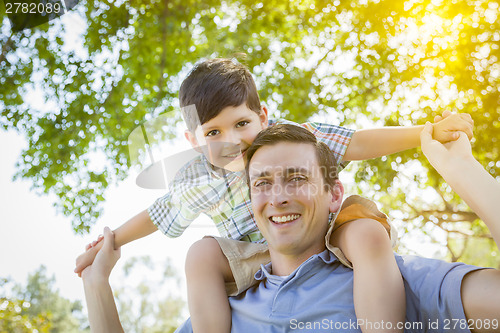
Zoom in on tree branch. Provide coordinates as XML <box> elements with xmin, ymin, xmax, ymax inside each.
<box><xmin>156</xmin><ymin>0</ymin><xmax>169</xmax><ymax>100</ymax></box>
<box><xmin>403</xmin><ymin>214</ymin><xmax>493</xmax><ymax>240</ymax></box>
<box><xmin>446</xmin><ymin>234</ymin><xmax>458</xmax><ymax>262</ymax></box>
<box><xmin>403</xmin><ymin>207</ymin><xmax>478</xmax><ymax>223</ymax></box>
<box><xmin>433</xmin><ymin>185</ymin><xmax>454</xmax><ymax>211</ymax></box>
<box><xmin>0</xmin><ymin>30</ymin><xmax>15</xmax><ymax>64</ymax></box>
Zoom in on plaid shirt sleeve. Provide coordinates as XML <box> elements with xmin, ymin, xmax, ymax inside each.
<box><xmin>271</xmin><ymin>119</ymin><xmax>355</xmax><ymax>170</ymax></box>
<box><xmin>301</xmin><ymin>121</ymin><xmax>354</xmax><ymax>170</ymax></box>
<box><xmin>147</xmin><ymin>156</ymin><xmax>226</xmax><ymax>238</ymax></box>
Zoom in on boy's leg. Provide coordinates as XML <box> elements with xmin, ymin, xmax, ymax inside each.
<box><xmin>185</xmin><ymin>237</ymin><xmax>233</xmax><ymax>333</ymax></box>
<box><xmin>185</xmin><ymin>236</ymin><xmax>270</xmax><ymax>332</ymax></box>
<box><xmin>330</xmin><ymin>218</ymin><xmax>405</xmax><ymax>333</ymax></box>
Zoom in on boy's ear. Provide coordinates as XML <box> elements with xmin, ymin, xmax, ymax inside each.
<box><xmin>260</xmin><ymin>105</ymin><xmax>269</xmax><ymax>129</ymax></box>
<box><xmin>184</xmin><ymin>130</ymin><xmax>202</xmax><ymax>152</ymax></box>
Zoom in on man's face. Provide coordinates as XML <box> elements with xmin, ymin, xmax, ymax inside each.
<box><xmin>185</xmin><ymin>104</ymin><xmax>268</xmax><ymax>172</ymax></box>
<box><xmin>248</xmin><ymin>142</ymin><xmax>343</xmax><ymax>258</ymax></box>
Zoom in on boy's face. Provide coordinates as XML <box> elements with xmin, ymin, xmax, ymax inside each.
<box><xmin>185</xmin><ymin>104</ymin><xmax>268</xmax><ymax>172</ymax></box>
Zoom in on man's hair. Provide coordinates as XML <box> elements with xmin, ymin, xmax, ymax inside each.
<box><xmin>245</xmin><ymin>124</ymin><xmax>339</xmax><ymax>190</ymax></box>
<box><xmin>179</xmin><ymin>58</ymin><xmax>261</xmax><ymax>132</ymax></box>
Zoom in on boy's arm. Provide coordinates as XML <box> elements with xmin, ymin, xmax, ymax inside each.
<box><xmin>74</xmin><ymin>210</ymin><xmax>157</xmax><ymax>275</ymax></box>
<box><xmin>112</xmin><ymin>210</ymin><xmax>158</xmax><ymax>248</ymax></box>
<box><xmin>342</xmin><ymin>112</ymin><xmax>473</xmax><ymax>161</ymax></box>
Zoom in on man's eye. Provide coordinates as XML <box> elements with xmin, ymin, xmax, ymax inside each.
<box><xmin>254</xmin><ymin>180</ymin><xmax>270</xmax><ymax>187</ymax></box>
<box><xmin>236</xmin><ymin>120</ymin><xmax>249</xmax><ymax>128</ymax></box>
<box><xmin>290</xmin><ymin>176</ymin><xmax>306</xmax><ymax>182</ymax></box>
<box><xmin>205</xmin><ymin>130</ymin><xmax>220</xmax><ymax>137</ymax></box>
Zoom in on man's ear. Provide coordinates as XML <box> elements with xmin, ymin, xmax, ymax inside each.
<box><xmin>184</xmin><ymin>130</ymin><xmax>203</xmax><ymax>153</ymax></box>
<box><xmin>259</xmin><ymin>105</ymin><xmax>269</xmax><ymax>129</ymax></box>
<box><xmin>329</xmin><ymin>180</ymin><xmax>344</xmax><ymax>214</ymax></box>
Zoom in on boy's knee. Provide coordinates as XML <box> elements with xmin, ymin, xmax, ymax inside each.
<box><xmin>344</xmin><ymin>218</ymin><xmax>392</xmax><ymax>254</ymax></box>
<box><xmin>185</xmin><ymin>237</ymin><xmax>227</xmax><ymax>275</ymax></box>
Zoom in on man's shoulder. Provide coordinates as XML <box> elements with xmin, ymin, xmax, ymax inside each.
<box><xmin>174</xmin><ymin>317</ymin><xmax>192</xmax><ymax>333</ymax></box>
<box><xmin>395</xmin><ymin>254</ymin><xmax>482</xmax><ymax>281</ymax></box>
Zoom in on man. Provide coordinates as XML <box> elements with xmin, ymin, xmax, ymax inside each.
<box><xmin>82</xmin><ymin>123</ymin><xmax>500</xmax><ymax>333</ymax></box>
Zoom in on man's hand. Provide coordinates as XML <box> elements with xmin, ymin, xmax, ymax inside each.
<box><xmin>432</xmin><ymin>111</ymin><xmax>473</xmax><ymax>143</ymax></box>
<box><xmin>82</xmin><ymin>227</ymin><xmax>124</xmax><ymax>333</ymax></box>
<box><xmin>81</xmin><ymin>227</ymin><xmax>121</xmax><ymax>283</ymax></box>
<box><xmin>420</xmin><ymin>122</ymin><xmax>474</xmax><ymax>171</ymax></box>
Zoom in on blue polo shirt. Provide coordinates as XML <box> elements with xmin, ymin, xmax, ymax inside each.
<box><xmin>176</xmin><ymin>250</ymin><xmax>483</xmax><ymax>332</ymax></box>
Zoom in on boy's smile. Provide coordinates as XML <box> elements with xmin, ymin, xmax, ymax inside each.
<box><xmin>185</xmin><ymin>104</ymin><xmax>268</xmax><ymax>172</ymax></box>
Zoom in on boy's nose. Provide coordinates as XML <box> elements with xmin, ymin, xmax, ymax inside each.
<box><xmin>223</xmin><ymin>129</ymin><xmax>242</xmax><ymax>145</ymax></box>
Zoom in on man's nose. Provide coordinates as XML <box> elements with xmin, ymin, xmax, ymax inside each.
<box><xmin>269</xmin><ymin>184</ymin><xmax>289</xmax><ymax>207</ymax></box>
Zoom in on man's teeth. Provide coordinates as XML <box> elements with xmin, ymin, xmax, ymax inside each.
<box><xmin>226</xmin><ymin>152</ymin><xmax>241</xmax><ymax>158</ymax></box>
<box><xmin>271</xmin><ymin>214</ymin><xmax>300</xmax><ymax>223</ymax></box>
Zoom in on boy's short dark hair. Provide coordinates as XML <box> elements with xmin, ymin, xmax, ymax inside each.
<box><xmin>179</xmin><ymin>58</ymin><xmax>262</xmax><ymax>132</ymax></box>
<box><xmin>245</xmin><ymin>124</ymin><xmax>339</xmax><ymax>190</ymax></box>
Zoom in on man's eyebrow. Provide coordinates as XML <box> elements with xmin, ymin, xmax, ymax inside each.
<box><xmin>284</xmin><ymin>167</ymin><xmax>310</xmax><ymax>176</ymax></box>
<box><xmin>249</xmin><ymin>170</ymin><xmax>270</xmax><ymax>179</ymax></box>
<box><xmin>249</xmin><ymin>167</ymin><xmax>310</xmax><ymax>179</ymax></box>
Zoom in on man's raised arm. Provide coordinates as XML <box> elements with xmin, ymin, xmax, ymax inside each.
<box><xmin>82</xmin><ymin>227</ymin><xmax>124</xmax><ymax>333</ymax></box>
<box><xmin>421</xmin><ymin>122</ymin><xmax>500</xmax><ymax>331</ymax></box>
<box><xmin>420</xmin><ymin>122</ymin><xmax>500</xmax><ymax>248</ymax></box>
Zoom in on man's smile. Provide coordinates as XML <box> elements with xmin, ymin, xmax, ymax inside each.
<box><xmin>269</xmin><ymin>214</ymin><xmax>301</xmax><ymax>224</ymax></box>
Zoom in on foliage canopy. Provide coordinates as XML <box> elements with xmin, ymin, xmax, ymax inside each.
<box><xmin>0</xmin><ymin>266</ymin><xmax>87</xmax><ymax>332</ymax></box>
<box><xmin>1</xmin><ymin>0</ymin><xmax>499</xmax><ymax>264</ymax></box>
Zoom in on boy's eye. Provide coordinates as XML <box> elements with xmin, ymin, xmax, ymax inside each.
<box><xmin>236</xmin><ymin>120</ymin><xmax>249</xmax><ymax>128</ymax></box>
<box><xmin>205</xmin><ymin>129</ymin><xmax>220</xmax><ymax>137</ymax></box>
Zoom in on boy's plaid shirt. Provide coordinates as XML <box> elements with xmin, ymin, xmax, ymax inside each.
<box><xmin>148</xmin><ymin>119</ymin><xmax>355</xmax><ymax>243</ymax></box>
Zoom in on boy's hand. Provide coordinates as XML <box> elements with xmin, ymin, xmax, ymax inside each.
<box><xmin>75</xmin><ymin>236</ymin><xmax>104</xmax><ymax>277</ymax></box>
<box><xmin>421</xmin><ymin>122</ymin><xmax>473</xmax><ymax>170</ymax></box>
<box><xmin>432</xmin><ymin>111</ymin><xmax>473</xmax><ymax>143</ymax></box>
<box><xmin>81</xmin><ymin>227</ymin><xmax>121</xmax><ymax>283</ymax></box>
<box><xmin>86</xmin><ymin>234</ymin><xmax>104</xmax><ymax>251</ymax></box>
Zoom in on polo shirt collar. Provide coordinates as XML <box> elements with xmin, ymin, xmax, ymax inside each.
<box><xmin>254</xmin><ymin>250</ymin><xmax>339</xmax><ymax>285</ymax></box>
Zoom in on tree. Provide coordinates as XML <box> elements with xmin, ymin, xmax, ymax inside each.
<box><xmin>1</xmin><ymin>0</ymin><xmax>499</xmax><ymax>264</ymax></box>
<box><xmin>0</xmin><ymin>277</ymin><xmax>52</xmax><ymax>333</ymax></box>
<box><xmin>327</xmin><ymin>0</ymin><xmax>500</xmax><ymax>265</ymax></box>
<box><xmin>0</xmin><ymin>266</ymin><xmax>88</xmax><ymax>332</ymax></box>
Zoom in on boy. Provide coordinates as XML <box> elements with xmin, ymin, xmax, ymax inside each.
<box><xmin>75</xmin><ymin>58</ymin><xmax>473</xmax><ymax>333</ymax></box>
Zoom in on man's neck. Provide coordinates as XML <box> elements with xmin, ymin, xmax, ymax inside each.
<box><xmin>269</xmin><ymin>246</ymin><xmax>326</xmax><ymax>276</ymax></box>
